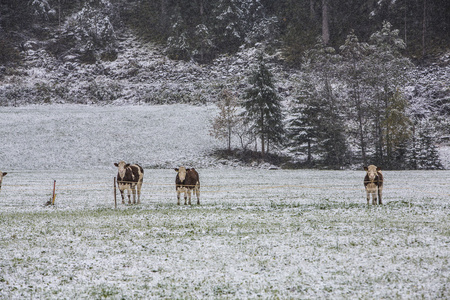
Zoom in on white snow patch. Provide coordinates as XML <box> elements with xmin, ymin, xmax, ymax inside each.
<box><xmin>0</xmin><ymin>104</ymin><xmax>220</xmax><ymax>170</ymax></box>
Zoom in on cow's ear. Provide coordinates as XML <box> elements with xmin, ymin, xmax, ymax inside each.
<box><xmin>364</xmin><ymin>166</ymin><xmax>368</xmax><ymax>171</ymax></box>
<box><xmin>2</xmin><ymin>172</ymin><xmax>7</xmax><ymax>176</ymax></box>
<box><xmin>186</xmin><ymin>168</ymin><xmax>190</xmax><ymax>172</ymax></box>
<box><xmin>174</xmin><ymin>168</ymin><xmax>179</xmax><ymax>172</ymax></box>
<box><xmin>377</xmin><ymin>167</ymin><xmax>381</xmax><ymax>171</ymax></box>
<box><xmin>125</xmin><ymin>164</ymin><xmax>130</xmax><ymax>168</ymax></box>
<box><xmin>114</xmin><ymin>163</ymin><xmax>119</xmax><ymax>167</ymax></box>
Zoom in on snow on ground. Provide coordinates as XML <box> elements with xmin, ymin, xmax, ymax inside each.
<box><xmin>0</xmin><ymin>168</ymin><xmax>449</xmax><ymax>299</ymax></box>
<box><xmin>0</xmin><ymin>104</ymin><xmax>221</xmax><ymax>170</ymax></box>
<box><xmin>0</xmin><ymin>105</ymin><xmax>449</xmax><ymax>298</ymax></box>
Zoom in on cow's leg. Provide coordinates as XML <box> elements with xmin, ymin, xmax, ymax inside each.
<box><xmin>119</xmin><ymin>188</ymin><xmax>125</xmax><ymax>204</ymax></box>
<box><xmin>366</xmin><ymin>189</ymin><xmax>370</xmax><ymax>205</ymax></box>
<box><xmin>187</xmin><ymin>189</ymin><xmax>192</xmax><ymax>205</ymax></box>
<box><xmin>195</xmin><ymin>186</ymin><xmax>200</xmax><ymax>205</ymax></box>
<box><xmin>136</xmin><ymin>180</ymin><xmax>143</xmax><ymax>204</ymax></box>
<box><xmin>177</xmin><ymin>188</ymin><xmax>181</xmax><ymax>205</ymax></box>
<box><xmin>372</xmin><ymin>191</ymin><xmax>377</xmax><ymax>205</ymax></box>
<box><xmin>378</xmin><ymin>187</ymin><xmax>383</xmax><ymax>205</ymax></box>
<box><xmin>126</xmin><ymin>186</ymin><xmax>132</xmax><ymax>204</ymax></box>
<box><xmin>131</xmin><ymin>184</ymin><xmax>137</xmax><ymax>204</ymax></box>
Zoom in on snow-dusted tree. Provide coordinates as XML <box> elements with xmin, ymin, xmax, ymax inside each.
<box><xmin>166</xmin><ymin>7</ymin><xmax>191</xmax><ymax>60</ymax></box>
<box><xmin>214</xmin><ymin>0</ymin><xmax>245</xmax><ymax>53</ymax></box>
<box><xmin>210</xmin><ymin>89</ymin><xmax>241</xmax><ymax>152</ymax></box>
<box><xmin>316</xmin><ymin>79</ymin><xmax>349</xmax><ymax>169</ymax></box>
<box><xmin>30</xmin><ymin>0</ymin><xmax>53</xmax><ymax>21</ymax></box>
<box><xmin>338</xmin><ymin>22</ymin><xmax>412</xmax><ymax>167</ymax></box>
<box><xmin>407</xmin><ymin>118</ymin><xmax>443</xmax><ymax>170</ymax></box>
<box><xmin>368</xmin><ymin>21</ymin><xmax>413</xmax><ymax>165</ymax></box>
<box><xmin>242</xmin><ymin>54</ymin><xmax>284</xmax><ymax>157</ymax></box>
<box><xmin>213</xmin><ymin>0</ymin><xmax>268</xmax><ymax>53</ymax></box>
<box><xmin>241</xmin><ymin>0</ymin><xmax>278</xmax><ymax>47</ymax></box>
<box><xmin>380</xmin><ymin>88</ymin><xmax>412</xmax><ymax>167</ymax></box>
<box><xmin>339</xmin><ymin>30</ymin><xmax>371</xmax><ymax>165</ymax></box>
<box><xmin>192</xmin><ymin>24</ymin><xmax>214</xmax><ymax>63</ymax></box>
<box><xmin>288</xmin><ymin>77</ymin><xmax>320</xmax><ymax>166</ymax></box>
<box><xmin>54</xmin><ymin>1</ymin><xmax>117</xmax><ymax>63</ymax></box>
<box><xmin>298</xmin><ymin>38</ymin><xmax>348</xmax><ymax>168</ymax></box>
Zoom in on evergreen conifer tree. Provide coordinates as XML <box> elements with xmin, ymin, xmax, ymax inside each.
<box><xmin>242</xmin><ymin>54</ymin><xmax>284</xmax><ymax>157</ymax></box>
<box><xmin>288</xmin><ymin>77</ymin><xmax>320</xmax><ymax>166</ymax></box>
<box><xmin>409</xmin><ymin>119</ymin><xmax>444</xmax><ymax>169</ymax></box>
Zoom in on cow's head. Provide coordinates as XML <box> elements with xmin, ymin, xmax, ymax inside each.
<box><xmin>114</xmin><ymin>161</ymin><xmax>130</xmax><ymax>178</ymax></box>
<box><xmin>175</xmin><ymin>167</ymin><xmax>187</xmax><ymax>182</ymax></box>
<box><xmin>0</xmin><ymin>172</ymin><xmax>7</xmax><ymax>190</ymax></box>
<box><xmin>364</xmin><ymin>165</ymin><xmax>381</xmax><ymax>181</ymax></box>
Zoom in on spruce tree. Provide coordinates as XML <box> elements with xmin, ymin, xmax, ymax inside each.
<box><xmin>315</xmin><ymin>79</ymin><xmax>349</xmax><ymax>169</ymax></box>
<box><xmin>288</xmin><ymin>77</ymin><xmax>320</xmax><ymax>166</ymax></box>
<box><xmin>409</xmin><ymin>119</ymin><xmax>444</xmax><ymax>170</ymax></box>
<box><xmin>242</xmin><ymin>54</ymin><xmax>284</xmax><ymax>157</ymax></box>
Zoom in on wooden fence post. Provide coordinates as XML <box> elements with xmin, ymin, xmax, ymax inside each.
<box><xmin>51</xmin><ymin>180</ymin><xmax>56</xmax><ymax>205</ymax></box>
<box><xmin>114</xmin><ymin>177</ymin><xmax>117</xmax><ymax>209</ymax></box>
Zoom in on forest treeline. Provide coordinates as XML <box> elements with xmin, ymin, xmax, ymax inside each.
<box><xmin>125</xmin><ymin>0</ymin><xmax>450</xmax><ymax>63</ymax></box>
<box><xmin>1</xmin><ymin>0</ymin><xmax>449</xmax><ymax>65</ymax></box>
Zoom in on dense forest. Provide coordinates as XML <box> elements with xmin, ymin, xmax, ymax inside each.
<box><xmin>0</xmin><ymin>0</ymin><xmax>449</xmax><ymax>169</ymax></box>
<box><xmin>1</xmin><ymin>0</ymin><xmax>449</xmax><ymax>65</ymax></box>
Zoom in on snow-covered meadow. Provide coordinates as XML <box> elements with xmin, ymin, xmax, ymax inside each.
<box><xmin>0</xmin><ymin>104</ymin><xmax>221</xmax><ymax>170</ymax></box>
<box><xmin>0</xmin><ymin>105</ymin><xmax>449</xmax><ymax>298</ymax></box>
<box><xmin>0</xmin><ymin>168</ymin><xmax>449</xmax><ymax>299</ymax></box>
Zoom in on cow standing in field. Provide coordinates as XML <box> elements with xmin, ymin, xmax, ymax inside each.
<box><xmin>175</xmin><ymin>167</ymin><xmax>200</xmax><ymax>205</ymax></box>
<box><xmin>0</xmin><ymin>171</ymin><xmax>7</xmax><ymax>194</ymax></box>
<box><xmin>114</xmin><ymin>161</ymin><xmax>144</xmax><ymax>204</ymax></box>
<box><xmin>364</xmin><ymin>165</ymin><xmax>383</xmax><ymax>205</ymax></box>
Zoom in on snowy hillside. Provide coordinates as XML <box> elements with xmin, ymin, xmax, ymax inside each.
<box><xmin>0</xmin><ymin>104</ymin><xmax>225</xmax><ymax>170</ymax></box>
<box><xmin>1</xmin><ymin>29</ymin><xmax>448</xmax><ymax>170</ymax></box>
<box><xmin>2</xmin><ymin>30</ymin><xmax>292</xmax><ymax>106</ymax></box>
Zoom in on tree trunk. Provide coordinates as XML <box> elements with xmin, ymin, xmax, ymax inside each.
<box><xmin>260</xmin><ymin>110</ymin><xmax>265</xmax><ymax>157</ymax></box>
<box><xmin>310</xmin><ymin>0</ymin><xmax>316</xmax><ymax>20</ymax></box>
<box><xmin>160</xmin><ymin>0</ymin><xmax>168</xmax><ymax>33</ymax></box>
<box><xmin>227</xmin><ymin>124</ymin><xmax>232</xmax><ymax>153</ymax></box>
<box><xmin>404</xmin><ymin>2</ymin><xmax>407</xmax><ymax>46</ymax></box>
<box><xmin>422</xmin><ymin>0</ymin><xmax>427</xmax><ymax>57</ymax></box>
<box><xmin>307</xmin><ymin>140</ymin><xmax>312</xmax><ymax>165</ymax></box>
<box><xmin>322</xmin><ymin>0</ymin><xmax>330</xmax><ymax>45</ymax></box>
<box><xmin>58</xmin><ymin>0</ymin><xmax>61</xmax><ymax>32</ymax></box>
<box><xmin>354</xmin><ymin>86</ymin><xmax>366</xmax><ymax>165</ymax></box>
<box><xmin>199</xmin><ymin>0</ymin><xmax>204</xmax><ymax>16</ymax></box>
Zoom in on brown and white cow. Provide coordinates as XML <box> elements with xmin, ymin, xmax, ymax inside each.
<box><xmin>364</xmin><ymin>165</ymin><xmax>383</xmax><ymax>205</ymax></box>
<box><xmin>0</xmin><ymin>171</ymin><xmax>7</xmax><ymax>194</ymax></box>
<box><xmin>114</xmin><ymin>161</ymin><xmax>144</xmax><ymax>204</ymax></box>
<box><xmin>175</xmin><ymin>167</ymin><xmax>200</xmax><ymax>205</ymax></box>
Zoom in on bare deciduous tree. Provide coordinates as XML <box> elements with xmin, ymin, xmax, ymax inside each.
<box><xmin>210</xmin><ymin>89</ymin><xmax>241</xmax><ymax>152</ymax></box>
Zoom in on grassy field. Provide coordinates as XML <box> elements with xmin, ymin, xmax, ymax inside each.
<box><xmin>0</xmin><ymin>169</ymin><xmax>449</xmax><ymax>299</ymax></box>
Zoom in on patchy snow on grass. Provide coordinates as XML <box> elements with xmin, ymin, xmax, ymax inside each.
<box><xmin>0</xmin><ymin>105</ymin><xmax>449</xmax><ymax>298</ymax></box>
<box><xmin>0</xmin><ymin>168</ymin><xmax>449</xmax><ymax>299</ymax></box>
